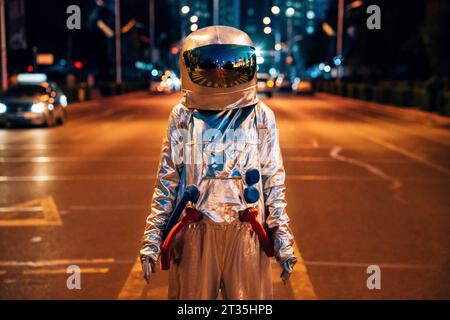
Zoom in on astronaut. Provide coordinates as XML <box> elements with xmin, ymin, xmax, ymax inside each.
<box><xmin>140</xmin><ymin>26</ymin><xmax>297</xmax><ymax>300</ymax></box>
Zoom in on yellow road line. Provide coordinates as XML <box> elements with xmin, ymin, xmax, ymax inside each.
<box><xmin>117</xmin><ymin>257</ymin><xmax>148</xmax><ymax>300</ymax></box>
<box><xmin>0</xmin><ymin>196</ymin><xmax>62</xmax><ymax>227</ymax></box>
<box><xmin>23</xmin><ymin>267</ymin><xmax>109</xmax><ymax>275</ymax></box>
<box><xmin>288</xmin><ymin>240</ymin><xmax>317</xmax><ymax>300</ymax></box>
<box><xmin>117</xmin><ymin>239</ymin><xmax>317</xmax><ymax>300</ymax></box>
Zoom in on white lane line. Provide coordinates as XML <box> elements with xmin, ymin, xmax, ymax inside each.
<box><xmin>0</xmin><ymin>143</ymin><xmax>162</xmax><ymax>150</ymax></box>
<box><xmin>0</xmin><ymin>156</ymin><xmax>160</xmax><ymax>163</ymax></box>
<box><xmin>0</xmin><ymin>175</ymin><xmax>155</xmax><ymax>182</ymax></box>
<box><xmin>1</xmin><ymin>174</ymin><xmax>447</xmax><ymax>183</ymax></box>
<box><xmin>22</xmin><ymin>267</ymin><xmax>109</xmax><ymax>275</ymax></box>
<box><xmin>305</xmin><ymin>260</ymin><xmax>439</xmax><ymax>270</ymax></box>
<box><xmin>0</xmin><ymin>258</ymin><xmax>116</xmax><ymax>267</ymax></box>
<box><xmin>360</xmin><ymin>134</ymin><xmax>450</xmax><ymax>176</ymax></box>
<box><xmin>288</xmin><ymin>175</ymin><xmax>448</xmax><ymax>182</ymax></box>
<box><xmin>69</xmin><ymin>205</ymin><xmax>148</xmax><ymax>211</ymax></box>
<box><xmin>285</xmin><ymin>156</ymin><xmax>414</xmax><ymax>163</ymax></box>
<box><xmin>330</xmin><ymin>146</ymin><xmax>406</xmax><ymax>204</ymax></box>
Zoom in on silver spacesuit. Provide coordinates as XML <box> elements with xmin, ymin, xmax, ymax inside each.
<box><xmin>140</xmin><ymin>26</ymin><xmax>297</xmax><ymax>300</ymax></box>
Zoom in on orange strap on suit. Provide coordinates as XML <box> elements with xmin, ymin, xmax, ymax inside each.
<box><xmin>160</xmin><ymin>207</ymin><xmax>203</xmax><ymax>270</ymax></box>
<box><xmin>239</xmin><ymin>207</ymin><xmax>274</xmax><ymax>257</ymax></box>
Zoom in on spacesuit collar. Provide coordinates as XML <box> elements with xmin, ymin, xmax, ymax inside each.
<box><xmin>182</xmin><ymin>84</ymin><xmax>259</xmax><ymax>110</ymax></box>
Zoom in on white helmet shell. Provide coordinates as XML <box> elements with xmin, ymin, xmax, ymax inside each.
<box><xmin>180</xmin><ymin>25</ymin><xmax>259</xmax><ymax>110</ymax></box>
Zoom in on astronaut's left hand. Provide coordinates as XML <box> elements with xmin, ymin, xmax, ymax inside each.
<box><xmin>280</xmin><ymin>257</ymin><xmax>297</xmax><ymax>284</ymax></box>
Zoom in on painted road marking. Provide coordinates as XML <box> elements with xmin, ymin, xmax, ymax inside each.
<box><xmin>0</xmin><ymin>156</ymin><xmax>160</xmax><ymax>163</ymax></box>
<box><xmin>0</xmin><ymin>196</ymin><xmax>62</xmax><ymax>227</ymax></box>
<box><xmin>288</xmin><ymin>175</ymin><xmax>448</xmax><ymax>182</ymax></box>
<box><xmin>0</xmin><ymin>258</ymin><xmax>117</xmax><ymax>267</ymax></box>
<box><xmin>288</xmin><ymin>240</ymin><xmax>317</xmax><ymax>300</ymax></box>
<box><xmin>0</xmin><ymin>175</ymin><xmax>155</xmax><ymax>182</ymax></box>
<box><xmin>117</xmin><ymin>239</ymin><xmax>317</xmax><ymax>300</ymax></box>
<box><xmin>117</xmin><ymin>257</ymin><xmax>149</xmax><ymax>300</ymax></box>
<box><xmin>305</xmin><ymin>260</ymin><xmax>439</xmax><ymax>270</ymax></box>
<box><xmin>2</xmin><ymin>175</ymin><xmax>447</xmax><ymax>183</ymax></box>
<box><xmin>22</xmin><ymin>267</ymin><xmax>109</xmax><ymax>275</ymax></box>
<box><xmin>358</xmin><ymin>133</ymin><xmax>450</xmax><ymax>176</ymax></box>
<box><xmin>330</xmin><ymin>146</ymin><xmax>406</xmax><ymax>204</ymax></box>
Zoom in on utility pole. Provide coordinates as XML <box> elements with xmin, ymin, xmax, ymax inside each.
<box><xmin>149</xmin><ymin>0</ymin><xmax>155</xmax><ymax>67</ymax></box>
<box><xmin>0</xmin><ymin>0</ymin><xmax>7</xmax><ymax>91</ymax></box>
<box><xmin>115</xmin><ymin>0</ymin><xmax>122</xmax><ymax>86</ymax></box>
<box><xmin>213</xmin><ymin>0</ymin><xmax>219</xmax><ymax>25</ymax></box>
<box><xmin>336</xmin><ymin>0</ymin><xmax>344</xmax><ymax>81</ymax></box>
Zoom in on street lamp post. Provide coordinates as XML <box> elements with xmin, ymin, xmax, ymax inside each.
<box><xmin>337</xmin><ymin>0</ymin><xmax>344</xmax><ymax>81</ymax></box>
<box><xmin>213</xmin><ymin>0</ymin><xmax>219</xmax><ymax>25</ymax></box>
<box><xmin>0</xmin><ymin>0</ymin><xmax>7</xmax><ymax>91</ymax></box>
<box><xmin>285</xmin><ymin>8</ymin><xmax>295</xmax><ymax>76</ymax></box>
<box><xmin>115</xmin><ymin>0</ymin><xmax>122</xmax><ymax>86</ymax></box>
<box><xmin>149</xmin><ymin>0</ymin><xmax>155</xmax><ymax>66</ymax></box>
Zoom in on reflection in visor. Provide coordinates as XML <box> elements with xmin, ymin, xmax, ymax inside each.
<box><xmin>183</xmin><ymin>44</ymin><xmax>257</xmax><ymax>88</ymax></box>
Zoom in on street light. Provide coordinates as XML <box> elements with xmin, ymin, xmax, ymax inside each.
<box><xmin>274</xmin><ymin>43</ymin><xmax>282</xmax><ymax>51</ymax></box>
<box><xmin>264</xmin><ymin>26</ymin><xmax>272</xmax><ymax>34</ymax></box>
<box><xmin>181</xmin><ymin>5</ymin><xmax>190</xmax><ymax>15</ymax></box>
<box><xmin>271</xmin><ymin>6</ymin><xmax>280</xmax><ymax>15</ymax></box>
<box><xmin>190</xmin><ymin>15</ymin><xmax>198</xmax><ymax>23</ymax></box>
<box><xmin>286</xmin><ymin>8</ymin><xmax>295</xmax><ymax>17</ymax></box>
<box><xmin>306</xmin><ymin>10</ymin><xmax>315</xmax><ymax>19</ymax></box>
<box><xmin>190</xmin><ymin>23</ymin><xmax>198</xmax><ymax>32</ymax></box>
<box><xmin>263</xmin><ymin>17</ymin><xmax>271</xmax><ymax>25</ymax></box>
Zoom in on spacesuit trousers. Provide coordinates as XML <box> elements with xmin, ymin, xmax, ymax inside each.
<box><xmin>168</xmin><ymin>220</ymin><xmax>273</xmax><ymax>300</ymax></box>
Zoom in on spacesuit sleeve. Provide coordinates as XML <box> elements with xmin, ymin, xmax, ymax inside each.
<box><xmin>140</xmin><ymin>106</ymin><xmax>184</xmax><ymax>261</ymax></box>
<box><xmin>259</xmin><ymin>104</ymin><xmax>296</xmax><ymax>265</ymax></box>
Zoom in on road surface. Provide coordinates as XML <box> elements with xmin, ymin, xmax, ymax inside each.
<box><xmin>0</xmin><ymin>92</ymin><xmax>449</xmax><ymax>299</ymax></box>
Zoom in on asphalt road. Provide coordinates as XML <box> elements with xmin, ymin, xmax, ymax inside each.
<box><xmin>0</xmin><ymin>92</ymin><xmax>449</xmax><ymax>299</ymax></box>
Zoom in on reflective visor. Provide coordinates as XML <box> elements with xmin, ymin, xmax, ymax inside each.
<box><xmin>183</xmin><ymin>44</ymin><xmax>257</xmax><ymax>88</ymax></box>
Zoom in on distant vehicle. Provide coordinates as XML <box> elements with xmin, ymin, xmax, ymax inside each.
<box><xmin>0</xmin><ymin>74</ymin><xmax>68</xmax><ymax>127</ymax></box>
<box><xmin>257</xmin><ymin>73</ymin><xmax>275</xmax><ymax>98</ymax></box>
<box><xmin>275</xmin><ymin>74</ymin><xmax>292</xmax><ymax>92</ymax></box>
<box><xmin>149</xmin><ymin>70</ymin><xmax>181</xmax><ymax>94</ymax></box>
<box><xmin>292</xmin><ymin>78</ymin><xmax>314</xmax><ymax>95</ymax></box>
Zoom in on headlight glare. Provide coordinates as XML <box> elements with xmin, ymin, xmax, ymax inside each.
<box><xmin>31</xmin><ymin>102</ymin><xmax>46</xmax><ymax>113</ymax></box>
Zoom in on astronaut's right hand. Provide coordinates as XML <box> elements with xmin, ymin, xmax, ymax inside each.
<box><xmin>140</xmin><ymin>255</ymin><xmax>156</xmax><ymax>285</ymax></box>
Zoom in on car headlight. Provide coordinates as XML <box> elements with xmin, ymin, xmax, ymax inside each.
<box><xmin>0</xmin><ymin>103</ymin><xmax>6</xmax><ymax>113</ymax></box>
<box><xmin>59</xmin><ymin>95</ymin><xmax>68</xmax><ymax>107</ymax></box>
<box><xmin>31</xmin><ymin>102</ymin><xmax>46</xmax><ymax>113</ymax></box>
